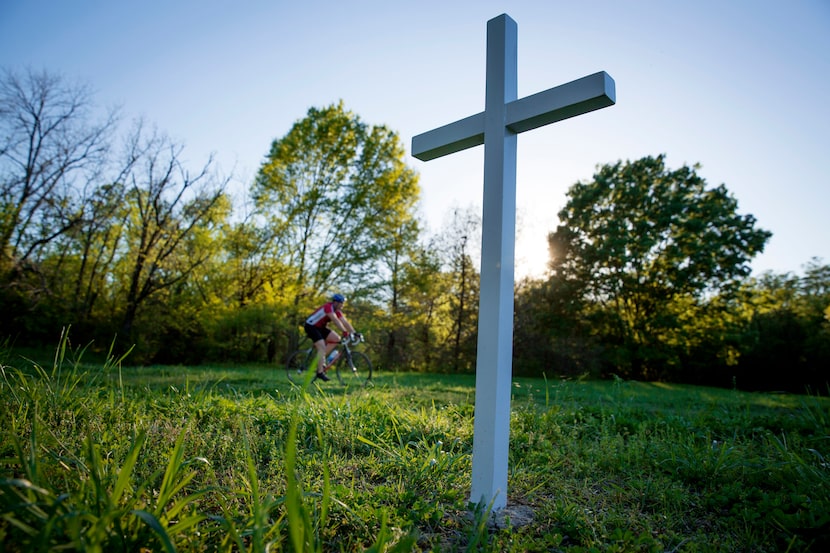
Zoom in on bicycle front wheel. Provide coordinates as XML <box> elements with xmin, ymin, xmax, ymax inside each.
<box><xmin>286</xmin><ymin>349</ymin><xmax>314</xmax><ymax>384</ymax></box>
<box><xmin>336</xmin><ymin>351</ymin><xmax>372</xmax><ymax>385</ymax></box>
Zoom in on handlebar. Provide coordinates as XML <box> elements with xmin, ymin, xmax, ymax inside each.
<box><xmin>345</xmin><ymin>332</ymin><xmax>364</xmax><ymax>345</ymax></box>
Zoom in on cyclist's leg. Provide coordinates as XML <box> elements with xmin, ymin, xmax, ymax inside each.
<box><xmin>304</xmin><ymin>323</ymin><xmax>328</xmax><ymax>375</ymax></box>
<box><xmin>312</xmin><ymin>339</ymin><xmax>327</xmax><ymax>372</ymax></box>
<box><xmin>324</xmin><ymin>328</ymin><xmax>341</xmax><ymax>358</ymax></box>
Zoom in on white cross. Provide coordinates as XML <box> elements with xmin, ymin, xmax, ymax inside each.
<box><xmin>412</xmin><ymin>13</ymin><xmax>615</xmax><ymax>511</ymax></box>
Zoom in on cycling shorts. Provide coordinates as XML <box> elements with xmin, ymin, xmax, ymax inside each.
<box><xmin>304</xmin><ymin>322</ymin><xmax>332</xmax><ymax>343</ymax></box>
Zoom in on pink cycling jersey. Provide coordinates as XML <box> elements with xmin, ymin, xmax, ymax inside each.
<box><xmin>305</xmin><ymin>302</ymin><xmax>344</xmax><ymax>328</ymax></box>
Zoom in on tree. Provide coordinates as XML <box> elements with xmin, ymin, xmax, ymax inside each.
<box><xmin>29</xmin><ymin>179</ymin><xmax>129</xmax><ymax>343</ymax></box>
<box><xmin>251</xmin><ymin>101</ymin><xmax>420</xmax><ymax>315</ymax></box>
<box><xmin>548</xmin><ymin>155</ymin><xmax>771</xmax><ymax>379</ymax></box>
<box><xmin>376</xmin><ymin>216</ymin><xmax>425</xmax><ymax>369</ymax></box>
<box><xmin>0</xmin><ymin>68</ymin><xmax>121</xmax><ymax>341</ymax></box>
<box><xmin>398</xmin><ymin>244</ymin><xmax>445</xmax><ymax>370</ymax></box>
<box><xmin>113</xmin><ymin>122</ymin><xmax>230</xmax><ymax>351</ymax></box>
<box><xmin>513</xmin><ymin>274</ymin><xmax>603</xmax><ymax>378</ymax></box>
<box><xmin>221</xmin><ymin>215</ymin><xmax>288</xmax><ymax>308</ymax></box>
<box><xmin>0</xmin><ymin>69</ymin><xmax>117</xmax><ymax>275</ymax></box>
<box><xmin>734</xmin><ymin>259</ymin><xmax>830</xmax><ymax>392</ymax></box>
<box><xmin>433</xmin><ymin>206</ymin><xmax>481</xmax><ymax>372</ymax></box>
<box><xmin>198</xmin><ymin>209</ymin><xmax>299</xmax><ymax>363</ymax></box>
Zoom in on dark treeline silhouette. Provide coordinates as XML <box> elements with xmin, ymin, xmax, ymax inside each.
<box><xmin>513</xmin><ymin>260</ymin><xmax>830</xmax><ymax>394</ymax></box>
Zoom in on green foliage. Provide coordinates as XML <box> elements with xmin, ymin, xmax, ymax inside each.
<box><xmin>111</xmin><ymin>126</ymin><xmax>230</xmax><ymax>356</ymax></box>
<box><xmin>733</xmin><ymin>259</ymin><xmax>830</xmax><ymax>392</ymax></box>
<box><xmin>513</xmin><ymin>277</ymin><xmax>604</xmax><ymax>378</ymax></box>
<box><xmin>428</xmin><ymin>206</ymin><xmax>481</xmax><ymax>373</ymax></box>
<box><xmin>548</xmin><ymin>154</ymin><xmax>772</xmax><ymax>380</ymax></box>
<box><xmin>251</xmin><ymin>101</ymin><xmax>421</xmax><ymax>301</ymax></box>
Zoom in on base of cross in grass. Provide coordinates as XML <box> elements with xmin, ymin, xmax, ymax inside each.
<box><xmin>484</xmin><ymin>503</ymin><xmax>535</xmax><ymax>530</ymax></box>
<box><xmin>456</xmin><ymin>502</ymin><xmax>535</xmax><ymax>539</ymax></box>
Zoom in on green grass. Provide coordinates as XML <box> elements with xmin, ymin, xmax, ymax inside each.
<box><xmin>1</xmin><ymin>339</ymin><xmax>829</xmax><ymax>551</ymax></box>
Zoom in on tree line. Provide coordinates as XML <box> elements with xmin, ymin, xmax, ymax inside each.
<box><xmin>1</xmin><ymin>69</ymin><xmax>827</xmax><ymax>393</ymax></box>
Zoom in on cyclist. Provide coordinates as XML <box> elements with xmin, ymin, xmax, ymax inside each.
<box><xmin>303</xmin><ymin>293</ymin><xmax>357</xmax><ymax>381</ymax></box>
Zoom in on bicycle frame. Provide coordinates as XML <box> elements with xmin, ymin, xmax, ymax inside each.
<box><xmin>324</xmin><ymin>335</ymin><xmax>360</xmax><ymax>370</ymax></box>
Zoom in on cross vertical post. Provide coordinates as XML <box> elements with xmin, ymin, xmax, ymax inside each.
<box><xmin>411</xmin><ymin>13</ymin><xmax>615</xmax><ymax>511</ymax></box>
<box><xmin>471</xmin><ymin>14</ymin><xmax>517</xmax><ymax>509</ymax></box>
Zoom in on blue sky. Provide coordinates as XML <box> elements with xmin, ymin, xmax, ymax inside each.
<box><xmin>2</xmin><ymin>0</ymin><xmax>828</xmax><ymax>279</ymax></box>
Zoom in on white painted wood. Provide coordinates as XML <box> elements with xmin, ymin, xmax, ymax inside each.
<box><xmin>411</xmin><ymin>13</ymin><xmax>615</xmax><ymax>510</ymax></box>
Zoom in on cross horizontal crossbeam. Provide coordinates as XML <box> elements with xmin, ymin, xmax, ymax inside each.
<box><xmin>412</xmin><ymin>71</ymin><xmax>615</xmax><ymax>161</ymax></box>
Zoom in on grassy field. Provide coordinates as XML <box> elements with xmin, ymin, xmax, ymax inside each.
<box><xmin>1</xmin><ymin>341</ymin><xmax>829</xmax><ymax>552</ymax></box>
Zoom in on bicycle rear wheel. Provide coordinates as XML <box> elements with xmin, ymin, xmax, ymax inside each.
<box><xmin>286</xmin><ymin>349</ymin><xmax>314</xmax><ymax>384</ymax></box>
<box><xmin>336</xmin><ymin>350</ymin><xmax>372</xmax><ymax>385</ymax></box>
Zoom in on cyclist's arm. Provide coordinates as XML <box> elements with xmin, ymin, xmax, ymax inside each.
<box><xmin>340</xmin><ymin>315</ymin><xmax>356</xmax><ymax>335</ymax></box>
<box><xmin>327</xmin><ymin>311</ymin><xmax>351</xmax><ymax>335</ymax></box>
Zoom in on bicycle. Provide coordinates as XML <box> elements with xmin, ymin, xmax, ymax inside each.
<box><xmin>286</xmin><ymin>333</ymin><xmax>372</xmax><ymax>386</ymax></box>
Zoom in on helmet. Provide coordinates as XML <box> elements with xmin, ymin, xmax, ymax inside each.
<box><xmin>331</xmin><ymin>293</ymin><xmax>346</xmax><ymax>303</ymax></box>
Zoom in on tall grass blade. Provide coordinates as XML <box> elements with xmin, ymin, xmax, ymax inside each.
<box><xmin>149</xmin><ymin>428</ymin><xmax>211</xmax><ymax>548</ymax></box>
<box><xmin>155</xmin><ymin>430</ymin><xmax>190</xmax><ymax>513</ymax></box>
<box><xmin>212</xmin><ymin>489</ymin><xmax>247</xmax><ymax>552</ymax></box>
<box><xmin>285</xmin><ymin>413</ymin><xmax>308</xmax><ymax>552</ymax></box>
<box><xmin>132</xmin><ymin>509</ymin><xmax>177</xmax><ymax>553</ymax></box>
<box><xmin>0</xmin><ymin>478</ymin><xmax>52</xmax><ymax>535</ymax></box>
<box><xmin>242</xmin><ymin>428</ymin><xmax>266</xmax><ymax>552</ymax></box>
<box><xmin>111</xmin><ymin>430</ymin><xmax>146</xmax><ymax>507</ymax></box>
